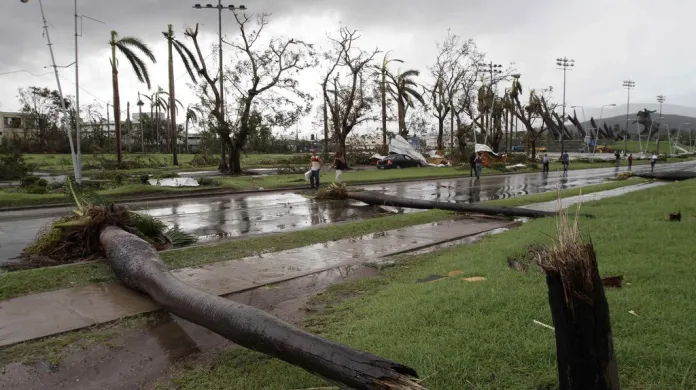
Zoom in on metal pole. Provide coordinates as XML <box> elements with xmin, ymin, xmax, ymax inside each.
<box><xmin>218</xmin><ymin>0</ymin><xmax>225</xmax><ymax>165</ymax></box>
<box><xmin>73</xmin><ymin>0</ymin><xmax>83</xmax><ymax>183</ymax></box>
<box><xmin>656</xmin><ymin>95</ymin><xmax>665</xmax><ymax>155</ymax></box>
<box><xmin>106</xmin><ymin>103</ymin><xmax>110</xmax><ymax>153</ymax></box>
<box><xmin>625</xmin><ymin>87</ymin><xmax>630</xmax><ymax>153</ymax></box>
<box><xmin>561</xmin><ymin>66</ymin><xmax>566</xmax><ymax>153</ymax></box>
<box><xmin>33</xmin><ymin>0</ymin><xmax>78</xmax><ymax>180</ymax></box>
<box><xmin>138</xmin><ymin>92</ymin><xmax>144</xmax><ymax>153</ymax></box>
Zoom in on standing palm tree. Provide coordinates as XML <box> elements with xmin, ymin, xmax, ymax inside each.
<box><xmin>377</xmin><ymin>52</ymin><xmax>403</xmax><ymax>151</ymax></box>
<box><xmin>158</xmin><ymin>91</ymin><xmax>183</xmax><ymax>153</ymax></box>
<box><xmin>386</xmin><ymin>69</ymin><xmax>425</xmax><ymax>138</ymax></box>
<box><xmin>163</xmin><ymin>24</ymin><xmax>199</xmax><ymax>165</ymax></box>
<box><xmin>109</xmin><ymin>31</ymin><xmax>156</xmax><ymax>164</ymax></box>
<box><xmin>184</xmin><ymin>104</ymin><xmax>203</xmax><ymax>154</ymax></box>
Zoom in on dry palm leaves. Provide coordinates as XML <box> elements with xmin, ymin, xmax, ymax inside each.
<box><xmin>21</xmin><ymin>178</ymin><xmax>196</xmax><ymax>266</ymax></box>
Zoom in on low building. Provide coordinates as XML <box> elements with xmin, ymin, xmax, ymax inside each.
<box><xmin>0</xmin><ymin>111</ymin><xmax>33</xmax><ymax>139</ymax></box>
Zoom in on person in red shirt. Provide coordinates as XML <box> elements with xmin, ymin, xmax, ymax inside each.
<box><xmin>309</xmin><ymin>149</ymin><xmax>323</xmax><ymax>189</ymax></box>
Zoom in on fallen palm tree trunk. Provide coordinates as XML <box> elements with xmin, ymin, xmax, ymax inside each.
<box><xmin>635</xmin><ymin>171</ymin><xmax>696</xmax><ymax>181</ymax></box>
<box><xmin>100</xmin><ymin>226</ymin><xmax>425</xmax><ymax>390</ymax></box>
<box><xmin>533</xmin><ymin>208</ymin><xmax>620</xmax><ymax>390</ymax></box>
<box><xmin>345</xmin><ymin>190</ymin><xmax>556</xmax><ymax>219</ymax></box>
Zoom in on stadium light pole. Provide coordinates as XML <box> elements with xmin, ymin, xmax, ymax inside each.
<box><xmin>622</xmin><ymin>80</ymin><xmax>635</xmax><ymax>153</ymax></box>
<box><xmin>656</xmin><ymin>95</ymin><xmax>666</xmax><ymax>155</ymax></box>
<box><xmin>556</xmin><ymin>57</ymin><xmax>575</xmax><ymax>153</ymax></box>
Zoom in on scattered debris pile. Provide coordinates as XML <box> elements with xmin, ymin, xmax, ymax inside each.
<box><xmin>18</xmin><ymin>179</ymin><xmax>196</xmax><ymax>268</ymax></box>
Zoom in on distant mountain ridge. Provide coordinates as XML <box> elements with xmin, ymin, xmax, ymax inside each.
<box><xmin>572</xmin><ymin>103</ymin><xmax>696</xmax><ymax>122</ymax></box>
<box><xmin>578</xmin><ymin>113</ymin><xmax>696</xmax><ymax>135</ymax></box>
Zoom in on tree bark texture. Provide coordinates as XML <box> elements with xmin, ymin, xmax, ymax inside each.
<box><xmin>540</xmin><ymin>241</ymin><xmax>620</xmax><ymax>390</ymax></box>
<box><xmin>99</xmin><ymin>226</ymin><xmax>425</xmax><ymax>390</ymax></box>
<box><xmin>346</xmin><ymin>191</ymin><xmax>557</xmax><ymax>219</ymax></box>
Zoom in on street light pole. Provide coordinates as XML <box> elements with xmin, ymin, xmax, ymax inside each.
<box><xmin>23</xmin><ymin>0</ymin><xmax>79</xmax><ymax>181</ymax></box>
<box><xmin>556</xmin><ymin>57</ymin><xmax>575</xmax><ymax>153</ymax></box>
<box><xmin>656</xmin><ymin>95</ymin><xmax>666</xmax><ymax>155</ymax></box>
<box><xmin>137</xmin><ymin>93</ymin><xmax>145</xmax><ymax>153</ymax></box>
<box><xmin>622</xmin><ymin>80</ymin><xmax>635</xmax><ymax>153</ymax></box>
<box><xmin>476</xmin><ymin>61</ymin><xmax>503</xmax><ymax>146</ymax></box>
<box><xmin>192</xmin><ymin>2</ymin><xmax>247</xmax><ymax>168</ymax></box>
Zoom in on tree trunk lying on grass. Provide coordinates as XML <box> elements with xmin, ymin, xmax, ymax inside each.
<box><xmin>533</xmin><ymin>212</ymin><xmax>620</xmax><ymax>390</ymax></box>
<box><xmin>635</xmin><ymin>171</ymin><xmax>696</xmax><ymax>181</ymax></box>
<box><xmin>100</xmin><ymin>226</ymin><xmax>426</xmax><ymax>390</ymax></box>
<box><xmin>346</xmin><ymin>190</ymin><xmax>557</xmax><ymax>219</ymax></box>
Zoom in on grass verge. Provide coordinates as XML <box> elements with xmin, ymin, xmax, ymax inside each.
<box><xmin>168</xmin><ymin>179</ymin><xmax>696</xmax><ymax>390</ymax></box>
<box><xmin>0</xmin><ymin>178</ymin><xmax>645</xmax><ymax>301</ymax></box>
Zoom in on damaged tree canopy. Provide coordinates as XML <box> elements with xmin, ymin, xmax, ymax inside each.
<box><xmin>20</xmin><ymin>179</ymin><xmax>196</xmax><ymax>268</ymax></box>
<box><xmin>334</xmin><ymin>187</ymin><xmax>557</xmax><ymax>219</ymax></box>
<box><xmin>101</xmin><ymin>226</ymin><xmax>425</xmax><ymax>389</ymax></box>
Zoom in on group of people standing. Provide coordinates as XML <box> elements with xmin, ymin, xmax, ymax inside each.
<box><xmin>307</xmin><ymin>150</ymin><xmax>346</xmax><ymax>189</ymax></box>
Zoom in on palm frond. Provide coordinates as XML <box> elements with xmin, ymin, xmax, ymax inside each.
<box><xmin>172</xmin><ymin>40</ymin><xmax>199</xmax><ymax>83</ymax></box>
<box><xmin>399</xmin><ymin>69</ymin><xmax>420</xmax><ymax>79</ymax></box>
<box><xmin>403</xmin><ymin>87</ymin><xmax>425</xmax><ymax>105</ymax></box>
<box><xmin>118</xmin><ymin>45</ymin><xmax>152</xmax><ymax>88</ymax></box>
<box><xmin>117</xmin><ymin>36</ymin><xmax>156</xmax><ymax>63</ymax></box>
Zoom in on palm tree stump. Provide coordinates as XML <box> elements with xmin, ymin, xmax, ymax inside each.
<box><xmin>533</xmin><ymin>212</ymin><xmax>620</xmax><ymax>390</ymax></box>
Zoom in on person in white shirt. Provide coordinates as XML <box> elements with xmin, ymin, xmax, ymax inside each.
<box><xmin>650</xmin><ymin>153</ymin><xmax>658</xmax><ymax>172</ymax></box>
<box><xmin>309</xmin><ymin>149</ymin><xmax>323</xmax><ymax>189</ymax></box>
<box><xmin>542</xmin><ymin>154</ymin><xmax>550</xmax><ymax>173</ymax></box>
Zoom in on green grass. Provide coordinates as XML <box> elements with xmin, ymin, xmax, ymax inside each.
<box><xmin>168</xmin><ymin>179</ymin><xmax>696</xmax><ymax>390</ymax></box>
<box><xmin>0</xmin><ymin>178</ymin><xmax>647</xmax><ymax>301</ymax></box>
<box><xmin>23</xmin><ymin>153</ymin><xmax>298</xmax><ymax>173</ymax></box>
<box><xmin>614</xmin><ymin>140</ymin><xmax>692</xmax><ymax>154</ymax></box>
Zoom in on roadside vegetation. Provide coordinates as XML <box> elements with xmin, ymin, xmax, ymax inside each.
<box><xmin>166</xmin><ymin>179</ymin><xmax>696</xmax><ymax>389</ymax></box>
<box><xmin>0</xmin><ymin>177</ymin><xmax>646</xmax><ymax>300</ymax></box>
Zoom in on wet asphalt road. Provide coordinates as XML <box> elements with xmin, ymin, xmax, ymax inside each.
<box><xmin>1</xmin><ymin>161</ymin><xmax>695</xmax><ymax>264</ymax></box>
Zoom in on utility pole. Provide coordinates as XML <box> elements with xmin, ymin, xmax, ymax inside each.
<box><xmin>192</xmin><ymin>2</ymin><xmax>247</xmax><ymax>167</ymax></box>
<box><xmin>127</xmin><ymin>101</ymin><xmax>132</xmax><ymax>152</ymax></box>
<box><xmin>23</xmin><ymin>0</ymin><xmax>79</xmax><ymax>181</ymax></box>
<box><xmin>137</xmin><ymin>93</ymin><xmax>144</xmax><ymax>153</ymax></box>
<box><xmin>476</xmin><ymin>61</ymin><xmax>503</xmax><ymax>145</ymax></box>
<box><xmin>656</xmin><ymin>95</ymin><xmax>666</xmax><ymax>154</ymax></box>
<box><xmin>622</xmin><ymin>80</ymin><xmax>635</xmax><ymax>153</ymax></box>
<box><xmin>556</xmin><ymin>57</ymin><xmax>575</xmax><ymax>153</ymax></box>
<box><xmin>106</xmin><ymin>103</ymin><xmax>111</xmax><ymax>153</ymax></box>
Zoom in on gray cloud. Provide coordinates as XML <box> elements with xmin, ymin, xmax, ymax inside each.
<box><xmin>1</xmin><ymin>0</ymin><xmax>695</xmax><ymax>126</ymax></box>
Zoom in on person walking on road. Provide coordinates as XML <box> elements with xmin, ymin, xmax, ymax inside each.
<box><xmin>615</xmin><ymin>151</ymin><xmax>621</xmax><ymax>166</ymax></box>
<box><xmin>561</xmin><ymin>151</ymin><xmax>570</xmax><ymax>173</ymax></box>
<box><xmin>474</xmin><ymin>152</ymin><xmax>483</xmax><ymax>179</ymax></box>
<box><xmin>650</xmin><ymin>152</ymin><xmax>658</xmax><ymax>172</ymax></box>
<box><xmin>469</xmin><ymin>152</ymin><xmax>477</xmax><ymax>177</ymax></box>
<box><xmin>628</xmin><ymin>153</ymin><xmax>633</xmax><ymax>170</ymax></box>
<box><xmin>309</xmin><ymin>149</ymin><xmax>323</xmax><ymax>189</ymax></box>
<box><xmin>330</xmin><ymin>151</ymin><xmax>346</xmax><ymax>183</ymax></box>
<box><xmin>542</xmin><ymin>154</ymin><xmax>550</xmax><ymax>173</ymax></box>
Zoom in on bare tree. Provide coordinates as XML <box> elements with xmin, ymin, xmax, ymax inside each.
<box><xmin>509</xmin><ymin>77</ymin><xmax>552</xmax><ymax>160</ymax></box>
<box><xmin>324</xmin><ymin>27</ymin><xmax>379</xmax><ymax>158</ymax></box>
<box><xmin>426</xmin><ymin>32</ymin><xmax>476</xmax><ymax>150</ymax></box>
<box><xmin>221</xmin><ymin>13</ymin><xmax>316</xmax><ymax>174</ymax></box>
<box><xmin>319</xmin><ymin>31</ymin><xmax>346</xmax><ymax>159</ymax></box>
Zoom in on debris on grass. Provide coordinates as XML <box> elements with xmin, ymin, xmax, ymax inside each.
<box><xmin>533</xmin><ymin>320</ymin><xmax>555</xmax><ymax>331</ymax></box>
<box><xmin>601</xmin><ymin>275</ymin><xmax>624</xmax><ymax>289</ymax></box>
<box><xmin>669</xmin><ymin>212</ymin><xmax>681</xmax><ymax>221</ymax></box>
<box><xmin>462</xmin><ymin>276</ymin><xmax>486</xmax><ymax>282</ymax></box>
<box><xmin>18</xmin><ymin>178</ymin><xmax>197</xmax><ymax>267</ymax></box>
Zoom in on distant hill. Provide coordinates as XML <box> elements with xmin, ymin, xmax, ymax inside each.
<box><xmin>578</xmin><ymin>114</ymin><xmax>696</xmax><ymax>135</ymax></box>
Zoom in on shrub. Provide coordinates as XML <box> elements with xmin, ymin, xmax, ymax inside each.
<box><xmin>21</xmin><ymin>176</ymin><xmax>43</xmax><ymax>187</ymax></box>
<box><xmin>153</xmin><ymin>171</ymin><xmax>179</xmax><ymax>179</ymax></box>
<box><xmin>0</xmin><ymin>152</ymin><xmax>34</xmax><ymax>180</ymax></box>
<box><xmin>191</xmin><ymin>153</ymin><xmax>219</xmax><ymax>167</ymax></box>
<box><xmin>198</xmin><ymin>177</ymin><xmax>221</xmax><ymax>186</ymax></box>
<box><xmin>527</xmin><ymin>163</ymin><xmax>539</xmax><ymax>170</ymax></box>
<box><xmin>491</xmin><ymin>163</ymin><xmax>509</xmax><ymax>172</ymax></box>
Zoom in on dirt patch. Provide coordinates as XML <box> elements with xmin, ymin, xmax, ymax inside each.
<box><xmin>0</xmin><ymin>265</ymin><xmax>377</xmax><ymax>390</ymax></box>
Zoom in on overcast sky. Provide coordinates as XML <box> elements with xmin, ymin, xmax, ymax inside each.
<box><xmin>1</xmin><ymin>0</ymin><xmax>694</xmax><ymax>136</ymax></box>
